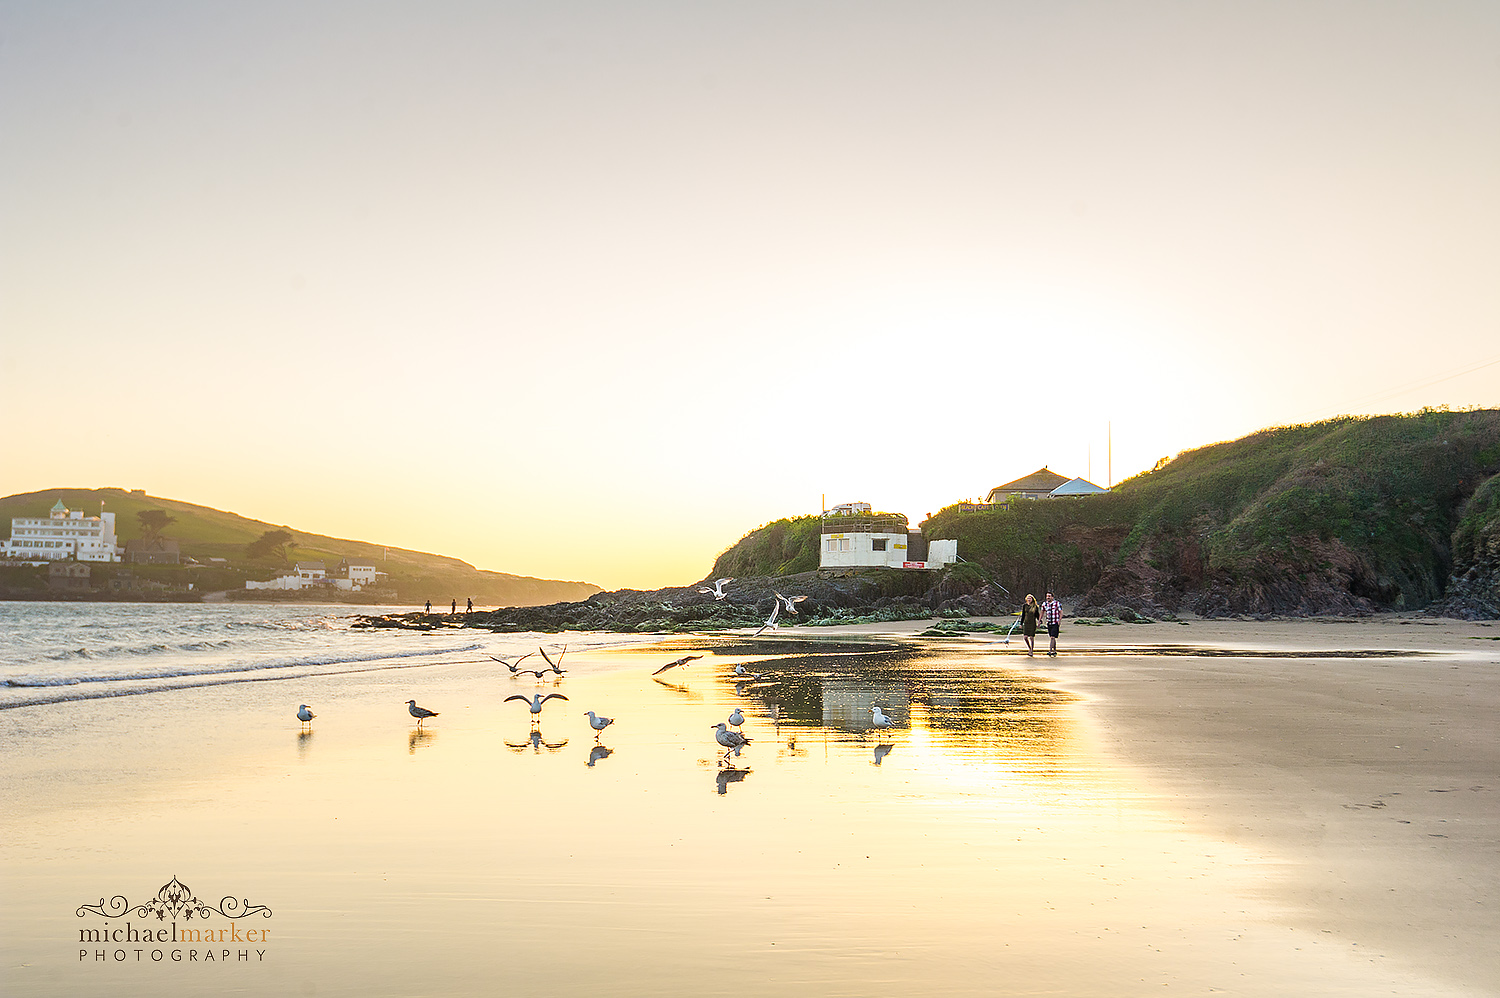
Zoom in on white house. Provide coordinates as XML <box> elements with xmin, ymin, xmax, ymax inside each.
<box><xmin>819</xmin><ymin>510</ymin><xmax>959</xmax><ymax>571</ymax></box>
<box><xmin>1</xmin><ymin>500</ymin><xmax>121</xmax><ymax>562</ymax></box>
<box><xmin>247</xmin><ymin>557</ymin><xmax>381</xmax><ymax>592</ymax></box>
<box><xmin>336</xmin><ymin>558</ymin><xmax>377</xmax><ymax>586</ymax></box>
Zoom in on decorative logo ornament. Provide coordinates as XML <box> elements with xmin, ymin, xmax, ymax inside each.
<box><xmin>77</xmin><ymin>877</ymin><xmax>272</xmax><ymax>921</ymax></box>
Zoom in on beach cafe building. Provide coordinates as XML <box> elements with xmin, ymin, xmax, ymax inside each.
<box><xmin>1</xmin><ymin>500</ymin><xmax>122</xmax><ymax>563</ymax></box>
<box><xmin>819</xmin><ymin>504</ymin><xmax>958</xmax><ymax>571</ymax></box>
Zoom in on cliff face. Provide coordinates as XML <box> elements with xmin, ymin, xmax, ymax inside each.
<box><xmin>1431</xmin><ymin>472</ymin><xmax>1500</xmax><ymax>619</ymax></box>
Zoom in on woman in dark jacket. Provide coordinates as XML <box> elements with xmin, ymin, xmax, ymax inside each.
<box><xmin>1019</xmin><ymin>594</ymin><xmax>1041</xmax><ymax>657</ymax></box>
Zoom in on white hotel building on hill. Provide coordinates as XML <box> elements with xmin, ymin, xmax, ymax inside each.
<box><xmin>2</xmin><ymin>500</ymin><xmax>122</xmax><ymax>562</ymax></box>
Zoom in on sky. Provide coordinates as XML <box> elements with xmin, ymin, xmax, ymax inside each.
<box><xmin>2</xmin><ymin>1</ymin><xmax>1497</xmax><ymax>591</ymax></box>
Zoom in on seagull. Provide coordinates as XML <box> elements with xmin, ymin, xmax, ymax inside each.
<box><xmin>584</xmin><ymin>710</ymin><xmax>614</xmax><ymax>737</ymax></box>
<box><xmin>712</xmin><ymin>721</ymin><xmax>752</xmax><ymax>758</ymax></box>
<box><xmin>731</xmin><ymin>663</ymin><xmax>763</xmax><ymax>680</ymax></box>
<box><xmin>698</xmin><ymin>577</ymin><xmax>734</xmax><ymax>600</ymax></box>
<box><xmin>751</xmin><ymin>601</ymin><xmax>780</xmax><ymax>637</ymax></box>
<box><xmin>512</xmin><ymin>668</ymin><xmax>561</xmax><ymax>682</ymax></box>
<box><xmin>506</xmin><ymin>692</ymin><xmax>569</xmax><ymax>720</ymax></box>
<box><xmin>727</xmin><ymin>706</ymin><xmax>745</xmax><ymax>731</ymax></box>
<box><xmin>537</xmin><ymin>645</ymin><xmax>568</xmax><ymax>674</ymax></box>
<box><xmin>774</xmin><ymin>591</ymin><xmax>808</xmax><ymax>614</ymax></box>
<box><xmin>406</xmin><ymin>700</ymin><xmax>439</xmax><ymax>727</ymax></box>
<box><xmin>490</xmin><ymin>653</ymin><xmax>535</xmax><ymax>673</ymax></box>
<box><xmin>296</xmin><ymin>704</ymin><xmax>316</xmax><ymax>727</ymax></box>
<box><xmin>870</xmin><ymin>705</ymin><xmax>893</xmax><ymax>730</ymax></box>
<box><xmin>652</xmin><ymin>654</ymin><xmax>702</xmax><ymax>676</ymax></box>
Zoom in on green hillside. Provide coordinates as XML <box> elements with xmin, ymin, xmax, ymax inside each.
<box><xmin>710</xmin><ymin>409</ymin><xmax>1500</xmax><ymax>616</ymax></box>
<box><xmin>0</xmin><ymin>488</ymin><xmax>600</xmax><ymax>607</ymax></box>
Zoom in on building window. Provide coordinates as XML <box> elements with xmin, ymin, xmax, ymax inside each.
<box><xmin>872</xmin><ymin>539</ymin><xmax>887</xmax><ymax>552</ymax></box>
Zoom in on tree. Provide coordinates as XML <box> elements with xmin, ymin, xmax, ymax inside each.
<box><xmin>136</xmin><ymin>509</ymin><xmax>177</xmax><ymax>541</ymax></box>
<box><xmin>246</xmin><ymin>529</ymin><xmax>296</xmax><ymax>565</ymax></box>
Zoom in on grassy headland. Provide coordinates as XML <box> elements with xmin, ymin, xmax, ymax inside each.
<box><xmin>0</xmin><ymin>488</ymin><xmax>600</xmax><ymax>607</ymax></box>
<box><xmin>713</xmin><ymin>410</ymin><xmax>1500</xmax><ymax>617</ymax></box>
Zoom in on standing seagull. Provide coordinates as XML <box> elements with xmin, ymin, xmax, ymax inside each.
<box><xmin>712</xmin><ymin>722</ymin><xmax>752</xmax><ymax>759</ymax></box>
<box><xmin>406</xmin><ymin>700</ymin><xmax>439</xmax><ymax>727</ymax></box>
<box><xmin>506</xmin><ymin>692</ymin><xmax>569</xmax><ymax>722</ymax></box>
<box><xmin>296</xmin><ymin>704</ymin><xmax>316</xmax><ymax>728</ymax></box>
<box><xmin>727</xmin><ymin>706</ymin><xmax>746</xmax><ymax>731</ymax></box>
<box><xmin>584</xmin><ymin>710</ymin><xmax>614</xmax><ymax>738</ymax></box>
<box><xmin>698</xmin><ymin>578</ymin><xmax>734</xmax><ymax>600</ymax></box>
<box><xmin>652</xmin><ymin>654</ymin><xmax>702</xmax><ymax>676</ymax></box>
<box><xmin>870</xmin><ymin>705</ymin><xmax>893</xmax><ymax>731</ymax></box>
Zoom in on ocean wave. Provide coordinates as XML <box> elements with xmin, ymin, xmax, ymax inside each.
<box><xmin>6</xmin><ymin>643</ymin><xmax>482</xmax><ymax>688</ymax></box>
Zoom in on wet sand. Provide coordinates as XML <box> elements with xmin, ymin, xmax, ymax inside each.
<box><xmin>1009</xmin><ymin>614</ymin><xmax>1500</xmax><ymax>995</ymax></box>
<box><xmin>2</xmin><ymin>616</ymin><xmax>1496</xmax><ymax>996</ymax></box>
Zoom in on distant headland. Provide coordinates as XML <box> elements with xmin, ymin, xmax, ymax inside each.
<box><xmin>0</xmin><ymin>488</ymin><xmax>600</xmax><ymax>608</ymax></box>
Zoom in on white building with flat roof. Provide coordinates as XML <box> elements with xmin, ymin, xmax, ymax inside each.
<box><xmin>819</xmin><ymin>510</ymin><xmax>959</xmax><ymax>571</ymax></box>
<box><xmin>2</xmin><ymin>500</ymin><xmax>121</xmax><ymax>562</ymax></box>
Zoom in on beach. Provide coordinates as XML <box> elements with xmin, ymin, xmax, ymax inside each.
<box><xmin>1</xmin><ymin>605</ymin><xmax>1496</xmax><ymax>996</ymax></box>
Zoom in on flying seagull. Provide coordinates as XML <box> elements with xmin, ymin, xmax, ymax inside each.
<box><xmin>774</xmin><ymin>591</ymin><xmax>808</xmax><ymax>614</ymax></box>
<box><xmin>751</xmin><ymin>601</ymin><xmax>780</xmax><ymax>637</ymax></box>
<box><xmin>506</xmin><ymin>692</ymin><xmax>570</xmax><ymax>719</ymax></box>
<box><xmin>406</xmin><ymin>700</ymin><xmax>439</xmax><ymax>727</ymax></box>
<box><xmin>489</xmin><ymin>653</ymin><xmax>535</xmax><ymax>673</ymax></box>
<box><xmin>296</xmin><ymin>704</ymin><xmax>316</xmax><ymax>727</ymax></box>
<box><xmin>652</xmin><ymin>654</ymin><xmax>703</xmax><ymax>676</ymax></box>
<box><xmin>538</xmin><ymin>645</ymin><xmax>568</xmax><ymax>674</ymax></box>
<box><xmin>712</xmin><ymin>722</ymin><xmax>752</xmax><ymax>758</ymax></box>
<box><xmin>584</xmin><ymin>710</ymin><xmax>614</xmax><ymax>737</ymax></box>
<box><xmin>698</xmin><ymin>578</ymin><xmax>734</xmax><ymax>600</ymax></box>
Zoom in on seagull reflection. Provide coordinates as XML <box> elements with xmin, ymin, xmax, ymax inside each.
<box><xmin>296</xmin><ymin>728</ymin><xmax>314</xmax><ymax>758</ymax></box>
<box><xmin>873</xmin><ymin>743</ymin><xmax>895</xmax><ymax>766</ymax></box>
<box><xmin>715</xmin><ymin>766</ymin><xmax>752</xmax><ymax>794</ymax></box>
<box><xmin>408</xmin><ymin>728</ymin><xmax>437</xmax><ymax>754</ymax></box>
<box><xmin>587</xmin><ymin>744</ymin><xmax>614</xmax><ymax>767</ymax></box>
<box><xmin>505</xmin><ymin>729</ymin><xmax>568</xmax><ymax>754</ymax></box>
<box><xmin>652</xmin><ymin>675</ymin><xmax>701</xmax><ymax>701</ymax></box>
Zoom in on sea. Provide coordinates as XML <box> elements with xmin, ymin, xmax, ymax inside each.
<box><xmin>0</xmin><ymin>601</ymin><xmax>630</xmax><ymax>711</ymax></box>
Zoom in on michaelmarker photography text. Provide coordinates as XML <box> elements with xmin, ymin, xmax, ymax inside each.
<box><xmin>79</xmin><ymin>920</ymin><xmax>269</xmax><ymax>963</ymax></box>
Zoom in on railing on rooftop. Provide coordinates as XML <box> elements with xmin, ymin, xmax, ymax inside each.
<box><xmin>820</xmin><ymin>515</ymin><xmax>909</xmax><ymax>535</ymax></box>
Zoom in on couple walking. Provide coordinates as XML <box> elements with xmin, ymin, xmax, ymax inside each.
<box><xmin>1019</xmin><ymin>592</ymin><xmax>1062</xmax><ymax>657</ymax></box>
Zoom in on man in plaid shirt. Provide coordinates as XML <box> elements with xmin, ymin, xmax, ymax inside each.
<box><xmin>1041</xmin><ymin>592</ymin><xmax>1062</xmax><ymax>657</ymax></box>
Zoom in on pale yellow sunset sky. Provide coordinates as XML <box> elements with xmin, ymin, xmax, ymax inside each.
<box><xmin>2</xmin><ymin>2</ymin><xmax>1497</xmax><ymax>590</ymax></box>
